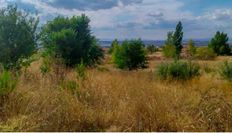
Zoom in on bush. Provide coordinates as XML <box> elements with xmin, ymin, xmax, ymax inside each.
<box><xmin>41</xmin><ymin>15</ymin><xmax>104</xmax><ymax>67</ymax></box>
<box><xmin>146</xmin><ymin>45</ymin><xmax>158</xmax><ymax>54</ymax></box>
<box><xmin>0</xmin><ymin>5</ymin><xmax>39</xmax><ymax>69</ymax></box>
<box><xmin>112</xmin><ymin>39</ymin><xmax>147</xmax><ymax>70</ymax></box>
<box><xmin>208</xmin><ymin>31</ymin><xmax>231</xmax><ymax>55</ymax></box>
<box><xmin>195</xmin><ymin>47</ymin><xmax>216</xmax><ymax>60</ymax></box>
<box><xmin>186</xmin><ymin>39</ymin><xmax>196</xmax><ymax>59</ymax></box>
<box><xmin>108</xmin><ymin>39</ymin><xmax>119</xmax><ymax>54</ymax></box>
<box><xmin>163</xmin><ymin>44</ymin><xmax>177</xmax><ymax>58</ymax></box>
<box><xmin>157</xmin><ymin>61</ymin><xmax>200</xmax><ymax>80</ymax></box>
<box><xmin>219</xmin><ymin>61</ymin><xmax>232</xmax><ymax>81</ymax></box>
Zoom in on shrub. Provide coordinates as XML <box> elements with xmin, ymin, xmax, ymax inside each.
<box><xmin>146</xmin><ymin>45</ymin><xmax>158</xmax><ymax>54</ymax></box>
<box><xmin>186</xmin><ymin>39</ymin><xmax>196</xmax><ymax>59</ymax></box>
<box><xmin>163</xmin><ymin>44</ymin><xmax>177</xmax><ymax>58</ymax></box>
<box><xmin>163</xmin><ymin>31</ymin><xmax>177</xmax><ymax>58</ymax></box>
<box><xmin>157</xmin><ymin>61</ymin><xmax>200</xmax><ymax>80</ymax></box>
<box><xmin>208</xmin><ymin>31</ymin><xmax>231</xmax><ymax>55</ymax></box>
<box><xmin>195</xmin><ymin>47</ymin><xmax>216</xmax><ymax>60</ymax></box>
<box><xmin>108</xmin><ymin>39</ymin><xmax>119</xmax><ymax>54</ymax></box>
<box><xmin>219</xmin><ymin>61</ymin><xmax>232</xmax><ymax>81</ymax></box>
<box><xmin>41</xmin><ymin>15</ymin><xmax>104</xmax><ymax>67</ymax></box>
<box><xmin>112</xmin><ymin>39</ymin><xmax>147</xmax><ymax>70</ymax></box>
<box><xmin>0</xmin><ymin>5</ymin><xmax>39</xmax><ymax>69</ymax></box>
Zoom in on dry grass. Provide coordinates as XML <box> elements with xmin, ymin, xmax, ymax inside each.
<box><xmin>1</xmin><ymin>53</ymin><xmax>232</xmax><ymax>131</ymax></box>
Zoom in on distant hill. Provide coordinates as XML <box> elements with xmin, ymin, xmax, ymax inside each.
<box><xmin>99</xmin><ymin>39</ymin><xmax>232</xmax><ymax>47</ymax></box>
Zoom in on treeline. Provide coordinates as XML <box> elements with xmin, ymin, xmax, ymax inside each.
<box><xmin>0</xmin><ymin>5</ymin><xmax>231</xmax><ymax>72</ymax></box>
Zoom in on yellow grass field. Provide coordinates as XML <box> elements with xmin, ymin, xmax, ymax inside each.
<box><xmin>1</xmin><ymin>52</ymin><xmax>232</xmax><ymax>132</ymax></box>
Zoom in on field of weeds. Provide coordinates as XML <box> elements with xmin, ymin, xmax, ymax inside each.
<box><xmin>0</xmin><ymin>52</ymin><xmax>232</xmax><ymax>132</ymax></box>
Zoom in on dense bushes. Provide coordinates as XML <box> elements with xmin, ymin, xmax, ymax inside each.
<box><xmin>219</xmin><ymin>61</ymin><xmax>232</xmax><ymax>81</ymax></box>
<box><xmin>112</xmin><ymin>39</ymin><xmax>147</xmax><ymax>70</ymax></box>
<box><xmin>0</xmin><ymin>5</ymin><xmax>39</xmax><ymax>69</ymax></box>
<box><xmin>208</xmin><ymin>31</ymin><xmax>231</xmax><ymax>55</ymax></box>
<box><xmin>157</xmin><ymin>61</ymin><xmax>200</xmax><ymax>80</ymax></box>
<box><xmin>41</xmin><ymin>15</ymin><xmax>104</xmax><ymax>67</ymax></box>
<box><xmin>195</xmin><ymin>47</ymin><xmax>216</xmax><ymax>60</ymax></box>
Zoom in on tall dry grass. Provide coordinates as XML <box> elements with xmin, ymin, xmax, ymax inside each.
<box><xmin>0</xmin><ymin>58</ymin><xmax>232</xmax><ymax>131</ymax></box>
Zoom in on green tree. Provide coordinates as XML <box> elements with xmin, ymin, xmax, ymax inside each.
<box><xmin>163</xmin><ymin>32</ymin><xmax>176</xmax><ymax>58</ymax></box>
<box><xmin>186</xmin><ymin>39</ymin><xmax>196</xmax><ymax>59</ymax></box>
<box><xmin>41</xmin><ymin>14</ymin><xmax>104</xmax><ymax>67</ymax></box>
<box><xmin>173</xmin><ymin>21</ymin><xmax>183</xmax><ymax>58</ymax></box>
<box><xmin>208</xmin><ymin>31</ymin><xmax>231</xmax><ymax>55</ymax></box>
<box><xmin>0</xmin><ymin>5</ymin><xmax>39</xmax><ymax>69</ymax></box>
<box><xmin>112</xmin><ymin>39</ymin><xmax>147</xmax><ymax>70</ymax></box>
<box><xmin>109</xmin><ymin>39</ymin><xmax>119</xmax><ymax>54</ymax></box>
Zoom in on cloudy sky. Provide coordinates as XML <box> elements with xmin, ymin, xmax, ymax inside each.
<box><xmin>1</xmin><ymin>0</ymin><xmax>232</xmax><ymax>40</ymax></box>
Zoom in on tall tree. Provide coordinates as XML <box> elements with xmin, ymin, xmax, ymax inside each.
<box><xmin>208</xmin><ymin>31</ymin><xmax>231</xmax><ymax>55</ymax></box>
<box><xmin>173</xmin><ymin>21</ymin><xmax>183</xmax><ymax>58</ymax></box>
<box><xmin>0</xmin><ymin>5</ymin><xmax>39</xmax><ymax>69</ymax></box>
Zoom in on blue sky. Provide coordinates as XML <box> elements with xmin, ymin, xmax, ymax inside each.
<box><xmin>1</xmin><ymin>0</ymin><xmax>232</xmax><ymax>40</ymax></box>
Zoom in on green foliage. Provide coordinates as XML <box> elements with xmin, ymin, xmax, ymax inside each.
<box><xmin>208</xmin><ymin>31</ymin><xmax>231</xmax><ymax>55</ymax></box>
<box><xmin>163</xmin><ymin>32</ymin><xmax>176</xmax><ymax>58</ymax></box>
<box><xmin>41</xmin><ymin>14</ymin><xmax>104</xmax><ymax>67</ymax></box>
<box><xmin>219</xmin><ymin>61</ymin><xmax>232</xmax><ymax>81</ymax></box>
<box><xmin>163</xmin><ymin>22</ymin><xmax>184</xmax><ymax>59</ymax></box>
<box><xmin>157</xmin><ymin>61</ymin><xmax>200</xmax><ymax>80</ymax></box>
<box><xmin>173</xmin><ymin>21</ymin><xmax>183</xmax><ymax>58</ymax></box>
<box><xmin>195</xmin><ymin>47</ymin><xmax>216</xmax><ymax>60</ymax></box>
<box><xmin>0</xmin><ymin>70</ymin><xmax>17</xmax><ymax>97</ymax></box>
<box><xmin>109</xmin><ymin>39</ymin><xmax>119</xmax><ymax>54</ymax></box>
<box><xmin>75</xmin><ymin>61</ymin><xmax>86</xmax><ymax>79</ymax></box>
<box><xmin>112</xmin><ymin>39</ymin><xmax>147</xmax><ymax>70</ymax></box>
<box><xmin>146</xmin><ymin>45</ymin><xmax>158</xmax><ymax>54</ymax></box>
<box><xmin>0</xmin><ymin>5</ymin><xmax>39</xmax><ymax>69</ymax></box>
<box><xmin>186</xmin><ymin>39</ymin><xmax>196</xmax><ymax>59</ymax></box>
<box><xmin>163</xmin><ymin>44</ymin><xmax>177</xmax><ymax>58</ymax></box>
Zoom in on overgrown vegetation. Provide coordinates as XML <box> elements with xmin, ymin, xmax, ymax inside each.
<box><xmin>157</xmin><ymin>61</ymin><xmax>200</xmax><ymax>80</ymax></box>
<box><xmin>1</xmin><ymin>3</ymin><xmax>232</xmax><ymax>132</ymax></box>
<box><xmin>112</xmin><ymin>39</ymin><xmax>147</xmax><ymax>70</ymax></box>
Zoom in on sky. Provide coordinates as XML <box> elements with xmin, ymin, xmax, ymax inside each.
<box><xmin>1</xmin><ymin>0</ymin><xmax>232</xmax><ymax>40</ymax></box>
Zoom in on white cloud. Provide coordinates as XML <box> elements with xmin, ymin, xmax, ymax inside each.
<box><xmin>1</xmin><ymin>0</ymin><xmax>232</xmax><ymax>40</ymax></box>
